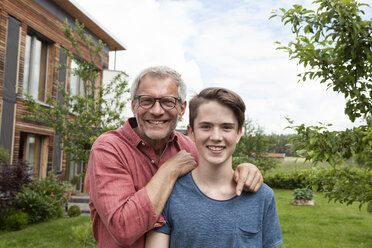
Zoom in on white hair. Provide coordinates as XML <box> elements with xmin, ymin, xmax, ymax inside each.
<box><xmin>130</xmin><ymin>66</ymin><xmax>187</xmax><ymax>103</ymax></box>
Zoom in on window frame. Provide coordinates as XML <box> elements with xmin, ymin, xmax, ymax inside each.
<box><xmin>21</xmin><ymin>133</ymin><xmax>49</xmax><ymax>180</ymax></box>
<box><xmin>22</xmin><ymin>29</ymin><xmax>53</xmax><ymax>103</ymax></box>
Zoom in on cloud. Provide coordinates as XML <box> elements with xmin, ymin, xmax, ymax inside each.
<box><xmin>74</xmin><ymin>0</ymin><xmax>203</xmax><ymax>91</ymax></box>
<box><xmin>74</xmin><ymin>0</ymin><xmax>365</xmax><ymax>133</ymax></box>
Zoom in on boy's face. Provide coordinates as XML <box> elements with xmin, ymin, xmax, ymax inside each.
<box><xmin>187</xmin><ymin>100</ymin><xmax>242</xmax><ymax>166</ymax></box>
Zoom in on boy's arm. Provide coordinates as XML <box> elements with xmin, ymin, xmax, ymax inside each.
<box><xmin>263</xmin><ymin>189</ymin><xmax>283</xmax><ymax>247</ymax></box>
<box><xmin>145</xmin><ymin>230</ymin><xmax>170</xmax><ymax>248</ymax></box>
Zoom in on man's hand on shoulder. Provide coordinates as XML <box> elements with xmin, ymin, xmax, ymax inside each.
<box><xmin>234</xmin><ymin>163</ymin><xmax>263</xmax><ymax>195</ymax></box>
<box><xmin>145</xmin><ymin>150</ymin><xmax>197</xmax><ymax>217</ymax></box>
<box><xmin>163</xmin><ymin>150</ymin><xmax>197</xmax><ymax>177</ymax></box>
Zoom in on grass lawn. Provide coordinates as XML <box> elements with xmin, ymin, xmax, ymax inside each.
<box><xmin>0</xmin><ymin>216</ymin><xmax>96</xmax><ymax>248</ymax></box>
<box><xmin>275</xmin><ymin>189</ymin><xmax>372</xmax><ymax>248</ymax></box>
<box><xmin>1</xmin><ymin>190</ymin><xmax>371</xmax><ymax>247</ymax></box>
<box><xmin>267</xmin><ymin>156</ymin><xmax>355</xmax><ymax>175</ymax></box>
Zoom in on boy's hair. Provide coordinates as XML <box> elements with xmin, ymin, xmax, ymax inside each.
<box><xmin>189</xmin><ymin>87</ymin><xmax>246</xmax><ymax>130</ymax></box>
<box><xmin>130</xmin><ymin>66</ymin><xmax>187</xmax><ymax>103</ymax></box>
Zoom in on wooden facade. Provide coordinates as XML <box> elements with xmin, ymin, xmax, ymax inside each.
<box><xmin>0</xmin><ymin>0</ymin><xmax>125</xmax><ymax>187</ymax></box>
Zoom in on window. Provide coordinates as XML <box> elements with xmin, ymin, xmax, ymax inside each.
<box><xmin>23</xmin><ymin>34</ymin><xmax>49</xmax><ymax>102</ymax></box>
<box><xmin>69</xmin><ymin>160</ymin><xmax>84</xmax><ymax>192</ymax></box>
<box><xmin>70</xmin><ymin>60</ymin><xmax>85</xmax><ymax>97</ymax></box>
<box><xmin>20</xmin><ymin>133</ymin><xmax>49</xmax><ymax>179</ymax></box>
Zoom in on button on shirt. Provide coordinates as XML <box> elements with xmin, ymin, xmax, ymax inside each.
<box><xmin>85</xmin><ymin>118</ymin><xmax>199</xmax><ymax>248</ymax></box>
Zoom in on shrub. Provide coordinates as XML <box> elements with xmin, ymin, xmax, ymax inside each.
<box><xmin>0</xmin><ymin>160</ymin><xmax>33</xmax><ymax>216</ymax></box>
<box><xmin>31</xmin><ymin>172</ymin><xmax>70</xmax><ymax>207</ymax></box>
<box><xmin>71</xmin><ymin>221</ymin><xmax>96</xmax><ymax>247</ymax></box>
<box><xmin>264</xmin><ymin>170</ymin><xmax>311</xmax><ymax>189</ymax></box>
<box><xmin>14</xmin><ymin>189</ymin><xmax>56</xmax><ymax>223</ymax></box>
<box><xmin>13</xmin><ymin>172</ymin><xmax>70</xmax><ymax>223</ymax></box>
<box><xmin>308</xmin><ymin>167</ymin><xmax>372</xmax><ymax>211</ymax></box>
<box><xmin>68</xmin><ymin>205</ymin><xmax>82</xmax><ymax>217</ymax></box>
<box><xmin>232</xmin><ymin>156</ymin><xmax>278</xmax><ymax>174</ymax></box>
<box><xmin>0</xmin><ymin>146</ymin><xmax>9</xmax><ymax>163</ymax></box>
<box><xmin>293</xmin><ymin>188</ymin><xmax>314</xmax><ymax>200</ymax></box>
<box><xmin>70</xmin><ymin>175</ymin><xmax>80</xmax><ymax>187</ymax></box>
<box><xmin>0</xmin><ymin>209</ymin><xmax>29</xmax><ymax>231</ymax></box>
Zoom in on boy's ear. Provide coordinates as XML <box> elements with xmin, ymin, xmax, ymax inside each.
<box><xmin>236</xmin><ymin>127</ymin><xmax>243</xmax><ymax>144</ymax></box>
<box><xmin>187</xmin><ymin>125</ymin><xmax>195</xmax><ymax>142</ymax></box>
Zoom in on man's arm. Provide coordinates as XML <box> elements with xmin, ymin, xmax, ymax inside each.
<box><xmin>145</xmin><ymin>150</ymin><xmax>197</xmax><ymax>217</ymax></box>
<box><xmin>234</xmin><ymin>163</ymin><xmax>263</xmax><ymax>195</ymax></box>
<box><xmin>145</xmin><ymin>230</ymin><xmax>170</xmax><ymax>248</ymax></box>
<box><xmin>87</xmin><ymin>146</ymin><xmax>196</xmax><ymax>246</ymax></box>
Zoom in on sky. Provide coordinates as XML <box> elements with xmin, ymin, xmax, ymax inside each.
<box><xmin>73</xmin><ymin>0</ymin><xmax>371</xmax><ymax>134</ymax></box>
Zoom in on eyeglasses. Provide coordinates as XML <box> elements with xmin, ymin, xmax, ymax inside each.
<box><xmin>135</xmin><ymin>95</ymin><xmax>181</xmax><ymax>110</ymax></box>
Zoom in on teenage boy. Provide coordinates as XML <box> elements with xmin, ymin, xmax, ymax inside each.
<box><xmin>146</xmin><ymin>87</ymin><xmax>283</xmax><ymax>248</ymax></box>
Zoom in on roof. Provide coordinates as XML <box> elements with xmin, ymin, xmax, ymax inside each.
<box><xmin>267</xmin><ymin>153</ymin><xmax>286</xmax><ymax>158</ymax></box>
<box><xmin>51</xmin><ymin>0</ymin><xmax>126</xmax><ymax>51</ymax></box>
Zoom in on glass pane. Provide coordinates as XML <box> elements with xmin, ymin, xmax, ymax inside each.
<box><xmin>79</xmin><ymin>77</ymin><xmax>85</xmax><ymax>96</ymax></box>
<box><xmin>25</xmin><ymin>134</ymin><xmax>43</xmax><ymax>178</ymax></box>
<box><xmin>38</xmin><ymin>43</ymin><xmax>48</xmax><ymax>102</ymax></box>
<box><xmin>26</xmin><ymin>135</ymin><xmax>36</xmax><ymax>169</ymax></box>
<box><xmin>30</xmin><ymin>37</ymin><xmax>41</xmax><ymax>99</ymax></box>
<box><xmin>23</xmin><ymin>35</ymin><xmax>32</xmax><ymax>95</ymax></box>
<box><xmin>70</xmin><ymin>60</ymin><xmax>79</xmax><ymax>96</ymax></box>
<box><xmin>69</xmin><ymin>160</ymin><xmax>83</xmax><ymax>192</ymax></box>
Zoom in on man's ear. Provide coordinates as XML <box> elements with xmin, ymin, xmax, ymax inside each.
<box><xmin>187</xmin><ymin>125</ymin><xmax>196</xmax><ymax>142</ymax></box>
<box><xmin>131</xmin><ymin>100</ymin><xmax>135</xmax><ymax>114</ymax></box>
<box><xmin>179</xmin><ymin>101</ymin><xmax>187</xmax><ymax>119</ymax></box>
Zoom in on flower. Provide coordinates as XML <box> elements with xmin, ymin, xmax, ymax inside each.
<box><xmin>50</xmin><ymin>193</ymin><xmax>55</xmax><ymax>198</ymax></box>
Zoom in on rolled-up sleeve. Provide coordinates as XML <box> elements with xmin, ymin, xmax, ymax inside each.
<box><xmin>86</xmin><ymin>142</ymin><xmax>157</xmax><ymax>247</ymax></box>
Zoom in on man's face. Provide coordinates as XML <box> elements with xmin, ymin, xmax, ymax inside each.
<box><xmin>187</xmin><ymin>100</ymin><xmax>242</xmax><ymax>166</ymax></box>
<box><xmin>131</xmin><ymin>74</ymin><xmax>186</xmax><ymax>145</ymax></box>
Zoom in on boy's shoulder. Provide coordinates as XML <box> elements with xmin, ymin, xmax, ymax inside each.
<box><xmin>241</xmin><ymin>183</ymin><xmax>275</xmax><ymax>200</ymax></box>
<box><xmin>174</xmin><ymin>172</ymin><xmax>193</xmax><ymax>187</ymax></box>
<box><xmin>260</xmin><ymin>183</ymin><xmax>274</xmax><ymax>194</ymax></box>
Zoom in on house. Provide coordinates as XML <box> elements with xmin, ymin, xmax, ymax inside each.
<box><xmin>266</xmin><ymin>153</ymin><xmax>286</xmax><ymax>159</ymax></box>
<box><xmin>0</xmin><ymin>0</ymin><xmax>125</xmax><ymax>189</ymax></box>
<box><xmin>249</xmin><ymin>152</ymin><xmax>286</xmax><ymax>159</ymax></box>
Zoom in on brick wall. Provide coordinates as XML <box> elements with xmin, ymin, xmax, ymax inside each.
<box><xmin>1</xmin><ymin>0</ymin><xmax>107</xmax><ymax>180</ymax></box>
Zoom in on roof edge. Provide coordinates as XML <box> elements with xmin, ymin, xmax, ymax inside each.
<box><xmin>51</xmin><ymin>0</ymin><xmax>126</xmax><ymax>51</ymax></box>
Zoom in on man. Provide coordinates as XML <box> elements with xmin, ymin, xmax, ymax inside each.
<box><xmin>85</xmin><ymin>66</ymin><xmax>263</xmax><ymax>248</ymax></box>
<box><xmin>146</xmin><ymin>87</ymin><xmax>283</xmax><ymax>248</ymax></box>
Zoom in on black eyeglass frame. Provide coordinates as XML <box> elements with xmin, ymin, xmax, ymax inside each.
<box><xmin>135</xmin><ymin>95</ymin><xmax>181</xmax><ymax>110</ymax></box>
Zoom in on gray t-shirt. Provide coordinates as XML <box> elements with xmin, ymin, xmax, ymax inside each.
<box><xmin>155</xmin><ymin>172</ymin><xmax>283</xmax><ymax>248</ymax></box>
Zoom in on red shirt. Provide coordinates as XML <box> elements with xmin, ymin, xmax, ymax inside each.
<box><xmin>85</xmin><ymin>118</ymin><xmax>198</xmax><ymax>248</ymax></box>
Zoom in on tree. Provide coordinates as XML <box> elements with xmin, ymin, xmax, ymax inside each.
<box><xmin>267</xmin><ymin>133</ymin><xmax>296</xmax><ymax>156</ymax></box>
<box><xmin>233</xmin><ymin>120</ymin><xmax>278</xmax><ymax>174</ymax></box>
<box><xmin>24</xmin><ymin>19</ymin><xmax>129</xmax><ymax>167</ymax></box>
<box><xmin>271</xmin><ymin>0</ymin><xmax>371</xmax><ymax>212</ymax></box>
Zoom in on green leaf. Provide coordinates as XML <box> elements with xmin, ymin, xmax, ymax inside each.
<box><xmin>367</xmin><ymin>201</ymin><xmax>372</xmax><ymax>213</ymax></box>
<box><xmin>269</xmin><ymin>14</ymin><xmax>278</xmax><ymax>20</ymax></box>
